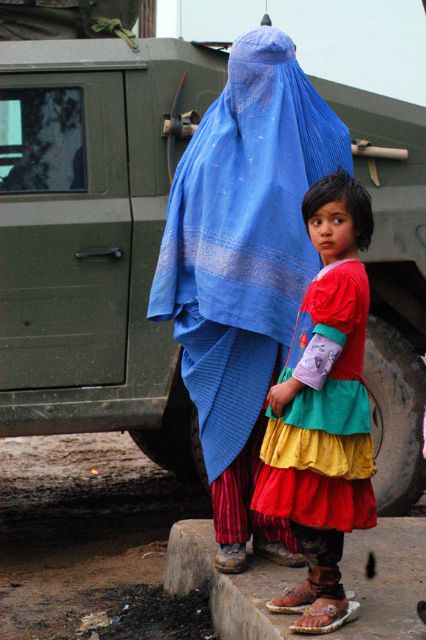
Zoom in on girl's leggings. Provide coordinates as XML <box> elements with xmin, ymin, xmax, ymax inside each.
<box><xmin>290</xmin><ymin>521</ymin><xmax>346</xmax><ymax>600</ymax></box>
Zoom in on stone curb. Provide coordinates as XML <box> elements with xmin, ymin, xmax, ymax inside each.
<box><xmin>164</xmin><ymin>519</ymin><xmax>282</xmax><ymax>640</ymax></box>
<box><xmin>163</xmin><ymin>518</ymin><xmax>426</xmax><ymax>640</ymax></box>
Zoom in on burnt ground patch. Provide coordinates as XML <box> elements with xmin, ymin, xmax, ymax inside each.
<box><xmin>51</xmin><ymin>584</ymin><xmax>219</xmax><ymax>640</ymax></box>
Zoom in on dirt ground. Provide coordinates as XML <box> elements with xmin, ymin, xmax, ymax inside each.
<box><xmin>1</xmin><ymin>431</ymin><xmax>424</xmax><ymax>640</ymax></box>
<box><xmin>0</xmin><ymin>432</ymin><xmax>215</xmax><ymax>640</ymax></box>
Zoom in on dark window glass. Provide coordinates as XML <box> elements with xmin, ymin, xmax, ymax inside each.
<box><xmin>0</xmin><ymin>87</ymin><xmax>86</xmax><ymax>193</ymax></box>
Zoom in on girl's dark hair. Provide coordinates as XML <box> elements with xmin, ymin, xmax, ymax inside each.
<box><xmin>302</xmin><ymin>170</ymin><xmax>374</xmax><ymax>251</ymax></box>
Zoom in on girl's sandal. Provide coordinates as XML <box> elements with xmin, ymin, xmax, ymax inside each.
<box><xmin>266</xmin><ymin>582</ymin><xmax>316</xmax><ymax>613</ymax></box>
<box><xmin>289</xmin><ymin>601</ymin><xmax>360</xmax><ymax>635</ymax></box>
<box><xmin>266</xmin><ymin>584</ymin><xmax>356</xmax><ymax>615</ymax></box>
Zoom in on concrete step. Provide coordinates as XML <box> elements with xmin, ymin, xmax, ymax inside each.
<box><xmin>164</xmin><ymin>518</ymin><xmax>425</xmax><ymax>639</ymax></box>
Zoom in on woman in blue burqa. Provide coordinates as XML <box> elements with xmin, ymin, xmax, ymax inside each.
<box><xmin>148</xmin><ymin>25</ymin><xmax>353</xmax><ymax>573</ymax></box>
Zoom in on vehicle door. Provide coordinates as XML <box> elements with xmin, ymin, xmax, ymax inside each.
<box><xmin>0</xmin><ymin>72</ymin><xmax>132</xmax><ymax>389</ymax></box>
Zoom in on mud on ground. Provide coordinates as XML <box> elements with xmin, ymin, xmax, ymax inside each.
<box><xmin>1</xmin><ymin>431</ymin><xmax>424</xmax><ymax>639</ymax></box>
<box><xmin>0</xmin><ymin>432</ymin><xmax>215</xmax><ymax>640</ymax></box>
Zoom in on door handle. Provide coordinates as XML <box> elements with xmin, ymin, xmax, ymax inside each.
<box><xmin>74</xmin><ymin>247</ymin><xmax>124</xmax><ymax>260</ymax></box>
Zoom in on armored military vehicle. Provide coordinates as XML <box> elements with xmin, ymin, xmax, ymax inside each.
<box><xmin>0</xmin><ymin>35</ymin><xmax>424</xmax><ymax>516</ymax></box>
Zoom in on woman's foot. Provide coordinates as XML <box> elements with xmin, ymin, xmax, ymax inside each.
<box><xmin>214</xmin><ymin>543</ymin><xmax>247</xmax><ymax>573</ymax></box>
<box><xmin>253</xmin><ymin>540</ymin><xmax>306</xmax><ymax>567</ymax></box>
<box><xmin>291</xmin><ymin>597</ymin><xmax>349</xmax><ymax>630</ymax></box>
<box><xmin>266</xmin><ymin>580</ymin><xmax>316</xmax><ymax>613</ymax></box>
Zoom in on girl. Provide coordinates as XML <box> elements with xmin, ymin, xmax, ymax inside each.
<box><xmin>251</xmin><ymin>170</ymin><xmax>376</xmax><ymax>634</ymax></box>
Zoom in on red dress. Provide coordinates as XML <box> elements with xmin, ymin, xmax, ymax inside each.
<box><xmin>251</xmin><ymin>259</ymin><xmax>377</xmax><ymax>532</ymax></box>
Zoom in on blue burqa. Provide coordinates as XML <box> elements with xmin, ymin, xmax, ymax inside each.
<box><xmin>148</xmin><ymin>26</ymin><xmax>353</xmax><ymax>483</ymax></box>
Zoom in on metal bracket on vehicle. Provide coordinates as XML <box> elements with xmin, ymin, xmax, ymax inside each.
<box><xmin>162</xmin><ymin>110</ymin><xmax>201</xmax><ymax>139</ymax></box>
<box><xmin>162</xmin><ymin>71</ymin><xmax>203</xmax><ymax>184</ymax></box>
<box><xmin>351</xmin><ymin>139</ymin><xmax>409</xmax><ymax>188</ymax></box>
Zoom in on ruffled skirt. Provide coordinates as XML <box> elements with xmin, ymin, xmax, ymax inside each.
<box><xmin>251</xmin><ymin>419</ymin><xmax>377</xmax><ymax>532</ymax></box>
<box><xmin>261</xmin><ymin>419</ymin><xmax>377</xmax><ymax>480</ymax></box>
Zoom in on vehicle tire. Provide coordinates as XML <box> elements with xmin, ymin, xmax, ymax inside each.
<box><xmin>129</xmin><ymin>361</ymin><xmax>200</xmax><ymax>481</ymax></box>
<box><xmin>129</xmin><ymin>406</ymin><xmax>199</xmax><ymax>480</ymax></box>
<box><xmin>131</xmin><ymin>400</ymin><xmax>209</xmax><ymax>488</ymax></box>
<box><xmin>365</xmin><ymin>315</ymin><xmax>425</xmax><ymax>515</ymax></box>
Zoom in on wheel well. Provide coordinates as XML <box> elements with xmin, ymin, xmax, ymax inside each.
<box><xmin>129</xmin><ymin>352</ymin><xmax>199</xmax><ymax>479</ymax></box>
<box><xmin>366</xmin><ymin>261</ymin><xmax>426</xmax><ymax>353</ymax></box>
<box><xmin>164</xmin><ymin>350</ymin><xmax>192</xmax><ymax>414</ymax></box>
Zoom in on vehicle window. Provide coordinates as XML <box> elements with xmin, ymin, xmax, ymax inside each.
<box><xmin>0</xmin><ymin>87</ymin><xmax>86</xmax><ymax>193</ymax></box>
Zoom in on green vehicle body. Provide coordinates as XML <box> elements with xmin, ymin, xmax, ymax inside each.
<box><xmin>0</xmin><ymin>37</ymin><xmax>424</xmax><ymax>513</ymax></box>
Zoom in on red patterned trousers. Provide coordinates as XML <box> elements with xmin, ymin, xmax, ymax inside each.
<box><xmin>210</xmin><ymin>415</ymin><xmax>298</xmax><ymax>551</ymax></box>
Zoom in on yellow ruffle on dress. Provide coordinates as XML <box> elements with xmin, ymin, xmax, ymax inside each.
<box><xmin>260</xmin><ymin>418</ymin><xmax>377</xmax><ymax>480</ymax></box>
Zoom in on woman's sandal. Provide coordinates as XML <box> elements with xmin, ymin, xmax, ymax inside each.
<box><xmin>266</xmin><ymin>583</ymin><xmax>356</xmax><ymax>614</ymax></box>
<box><xmin>289</xmin><ymin>601</ymin><xmax>360</xmax><ymax>635</ymax></box>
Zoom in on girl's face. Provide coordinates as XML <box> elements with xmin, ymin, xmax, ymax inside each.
<box><xmin>308</xmin><ymin>200</ymin><xmax>358</xmax><ymax>266</ymax></box>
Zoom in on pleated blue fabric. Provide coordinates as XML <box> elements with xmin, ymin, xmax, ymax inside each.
<box><xmin>148</xmin><ymin>26</ymin><xmax>354</xmax><ymax>483</ymax></box>
<box><xmin>173</xmin><ymin>302</ymin><xmax>280</xmax><ymax>482</ymax></box>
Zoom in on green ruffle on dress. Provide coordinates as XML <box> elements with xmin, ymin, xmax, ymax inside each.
<box><xmin>266</xmin><ymin>367</ymin><xmax>371</xmax><ymax>436</ymax></box>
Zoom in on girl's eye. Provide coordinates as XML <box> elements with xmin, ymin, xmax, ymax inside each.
<box><xmin>333</xmin><ymin>217</ymin><xmax>344</xmax><ymax>224</ymax></box>
<box><xmin>310</xmin><ymin>219</ymin><xmax>321</xmax><ymax>226</ymax></box>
